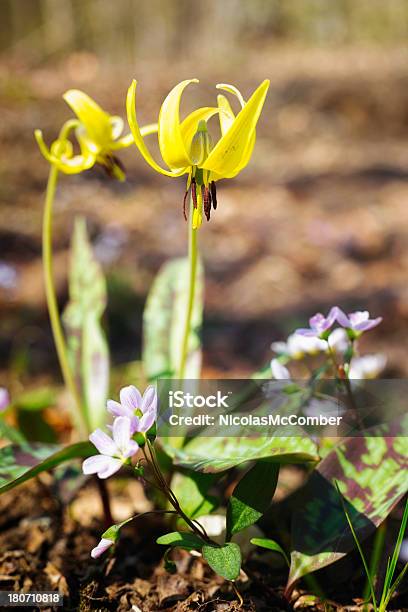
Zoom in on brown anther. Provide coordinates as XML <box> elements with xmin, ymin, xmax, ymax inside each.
<box><xmin>102</xmin><ymin>155</ymin><xmax>125</xmax><ymax>179</ymax></box>
<box><xmin>191</xmin><ymin>178</ymin><xmax>198</xmax><ymax>208</ymax></box>
<box><xmin>210</xmin><ymin>181</ymin><xmax>217</xmax><ymax>210</ymax></box>
<box><xmin>203</xmin><ymin>186</ymin><xmax>212</xmax><ymax>221</ymax></box>
<box><xmin>182</xmin><ymin>190</ymin><xmax>189</xmax><ymax>221</ymax></box>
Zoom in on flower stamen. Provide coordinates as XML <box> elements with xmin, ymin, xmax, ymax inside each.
<box><xmin>210</xmin><ymin>181</ymin><xmax>217</xmax><ymax>210</ymax></box>
<box><xmin>203</xmin><ymin>185</ymin><xmax>212</xmax><ymax>221</ymax></box>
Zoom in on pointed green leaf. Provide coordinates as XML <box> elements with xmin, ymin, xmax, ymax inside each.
<box><xmin>171</xmin><ymin>470</ymin><xmax>219</xmax><ymax>519</ymax></box>
<box><xmin>202</xmin><ymin>542</ymin><xmax>242</xmax><ymax>580</ymax></box>
<box><xmin>251</xmin><ymin>538</ymin><xmax>290</xmax><ymax>566</ymax></box>
<box><xmin>143</xmin><ymin>257</ymin><xmax>203</xmax><ymax>380</ymax></box>
<box><xmin>156</xmin><ymin>531</ymin><xmax>204</xmax><ymax>550</ymax></box>
<box><xmin>226</xmin><ymin>461</ymin><xmax>279</xmax><ymax>539</ymax></box>
<box><xmin>63</xmin><ymin>217</ymin><xmax>109</xmax><ymax>431</ymax></box>
<box><xmin>288</xmin><ymin>428</ymin><xmax>408</xmax><ymax>590</ymax></box>
<box><xmin>0</xmin><ymin>441</ymin><xmax>94</xmax><ymax>494</ymax></box>
<box><xmin>102</xmin><ymin>515</ymin><xmax>134</xmax><ymax>541</ymax></box>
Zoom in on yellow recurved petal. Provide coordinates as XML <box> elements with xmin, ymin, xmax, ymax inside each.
<box><xmin>216</xmin><ymin>83</ymin><xmax>245</xmax><ymax>108</ymax></box>
<box><xmin>111</xmin><ymin>122</ymin><xmax>158</xmax><ymax>150</ymax></box>
<box><xmin>109</xmin><ymin>116</ymin><xmax>124</xmax><ymax>140</ymax></box>
<box><xmin>203</xmin><ymin>79</ymin><xmax>269</xmax><ymax>177</ymax></box>
<box><xmin>216</xmin><ymin>88</ymin><xmax>256</xmax><ymax>178</ymax></box>
<box><xmin>221</xmin><ymin>131</ymin><xmax>256</xmax><ymax>179</ymax></box>
<box><xmin>34</xmin><ymin>129</ymin><xmax>95</xmax><ymax>174</ymax></box>
<box><xmin>216</xmin><ymin>83</ymin><xmax>246</xmax><ymax>136</ymax></box>
<box><xmin>158</xmin><ymin>79</ymin><xmax>198</xmax><ymax>169</ymax></box>
<box><xmin>126</xmin><ymin>80</ymin><xmax>187</xmax><ymax>178</ymax></box>
<box><xmin>63</xmin><ymin>90</ymin><xmax>111</xmax><ymax>148</ymax></box>
<box><xmin>217</xmin><ymin>95</ymin><xmax>235</xmax><ymax>136</ymax></box>
<box><xmin>180</xmin><ymin>106</ymin><xmax>219</xmax><ymax>153</ymax></box>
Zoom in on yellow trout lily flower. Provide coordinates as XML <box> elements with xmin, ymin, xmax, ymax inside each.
<box><xmin>126</xmin><ymin>78</ymin><xmax>269</xmax><ymax>226</ymax></box>
<box><xmin>35</xmin><ymin>90</ymin><xmax>154</xmax><ymax>181</ymax></box>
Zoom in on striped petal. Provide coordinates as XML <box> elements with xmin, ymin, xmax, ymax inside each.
<box><xmin>120</xmin><ymin>385</ymin><xmax>142</xmax><ymax>411</ymax></box>
<box><xmin>89</xmin><ymin>428</ymin><xmax>117</xmax><ymax>456</ymax></box>
<box><xmin>141</xmin><ymin>385</ymin><xmax>157</xmax><ymax>415</ymax></box>
<box><xmin>112</xmin><ymin>416</ymin><xmax>132</xmax><ymax>455</ymax></box>
<box><xmin>82</xmin><ymin>455</ymin><xmax>122</xmax><ymax>478</ymax></box>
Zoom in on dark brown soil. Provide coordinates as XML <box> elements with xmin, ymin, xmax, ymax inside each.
<box><xmin>1</xmin><ymin>477</ymin><xmax>407</xmax><ymax>612</ymax></box>
<box><xmin>0</xmin><ymin>478</ymin><xmax>292</xmax><ymax>611</ymax></box>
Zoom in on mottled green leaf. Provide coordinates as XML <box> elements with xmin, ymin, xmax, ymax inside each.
<box><xmin>226</xmin><ymin>461</ymin><xmax>279</xmax><ymax>539</ymax></box>
<box><xmin>288</xmin><ymin>427</ymin><xmax>408</xmax><ymax>590</ymax></box>
<box><xmin>143</xmin><ymin>257</ymin><xmax>203</xmax><ymax>380</ymax></box>
<box><xmin>0</xmin><ymin>441</ymin><xmax>94</xmax><ymax>494</ymax></box>
<box><xmin>156</xmin><ymin>531</ymin><xmax>204</xmax><ymax>550</ymax></box>
<box><xmin>63</xmin><ymin>218</ymin><xmax>109</xmax><ymax>431</ymax></box>
<box><xmin>202</xmin><ymin>542</ymin><xmax>242</xmax><ymax>580</ymax></box>
<box><xmin>162</xmin><ymin>435</ymin><xmax>319</xmax><ymax>473</ymax></box>
<box><xmin>171</xmin><ymin>469</ymin><xmax>219</xmax><ymax>519</ymax></box>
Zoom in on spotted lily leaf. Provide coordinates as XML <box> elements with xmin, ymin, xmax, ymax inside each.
<box><xmin>63</xmin><ymin>217</ymin><xmax>109</xmax><ymax>431</ymax></box>
<box><xmin>0</xmin><ymin>441</ymin><xmax>94</xmax><ymax>494</ymax></box>
<box><xmin>162</xmin><ymin>435</ymin><xmax>319</xmax><ymax>473</ymax></box>
<box><xmin>143</xmin><ymin>257</ymin><xmax>203</xmax><ymax>380</ymax></box>
<box><xmin>287</xmin><ymin>426</ymin><xmax>408</xmax><ymax>591</ymax></box>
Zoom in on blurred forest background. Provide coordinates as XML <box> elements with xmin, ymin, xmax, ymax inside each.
<box><xmin>1</xmin><ymin>0</ymin><xmax>408</xmax><ymax>390</ymax></box>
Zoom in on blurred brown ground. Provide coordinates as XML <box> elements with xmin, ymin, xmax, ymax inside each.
<box><xmin>1</xmin><ymin>0</ymin><xmax>408</xmax><ymax>382</ymax></box>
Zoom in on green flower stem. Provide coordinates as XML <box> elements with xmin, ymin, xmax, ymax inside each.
<box><xmin>42</xmin><ymin>165</ymin><xmax>88</xmax><ymax>438</ymax></box>
<box><xmin>178</xmin><ymin>194</ymin><xmax>198</xmax><ymax>380</ymax></box>
<box><xmin>145</xmin><ymin>440</ymin><xmax>211</xmax><ymax>542</ymax></box>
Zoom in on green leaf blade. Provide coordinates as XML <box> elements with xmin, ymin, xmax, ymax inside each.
<box><xmin>202</xmin><ymin>542</ymin><xmax>242</xmax><ymax>581</ymax></box>
<box><xmin>250</xmin><ymin>538</ymin><xmax>290</xmax><ymax>566</ymax></box>
<box><xmin>226</xmin><ymin>461</ymin><xmax>279</xmax><ymax>539</ymax></box>
<box><xmin>156</xmin><ymin>531</ymin><xmax>204</xmax><ymax>550</ymax></box>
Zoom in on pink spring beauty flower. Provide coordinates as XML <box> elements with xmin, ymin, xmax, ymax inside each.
<box><xmin>91</xmin><ymin>537</ymin><xmax>114</xmax><ymax>559</ymax></box>
<box><xmin>83</xmin><ymin>416</ymin><xmax>139</xmax><ymax>479</ymax></box>
<box><xmin>296</xmin><ymin>306</ymin><xmax>339</xmax><ymax>338</ymax></box>
<box><xmin>0</xmin><ymin>388</ymin><xmax>10</xmax><ymax>412</ymax></box>
<box><xmin>335</xmin><ymin>309</ymin><xmax>382</xmax><ymax>333</ymax></box>
<box><xmin>107</xmin><ymin>385</ymin><xmax>157</xmax><ymax>434</ymax></box>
